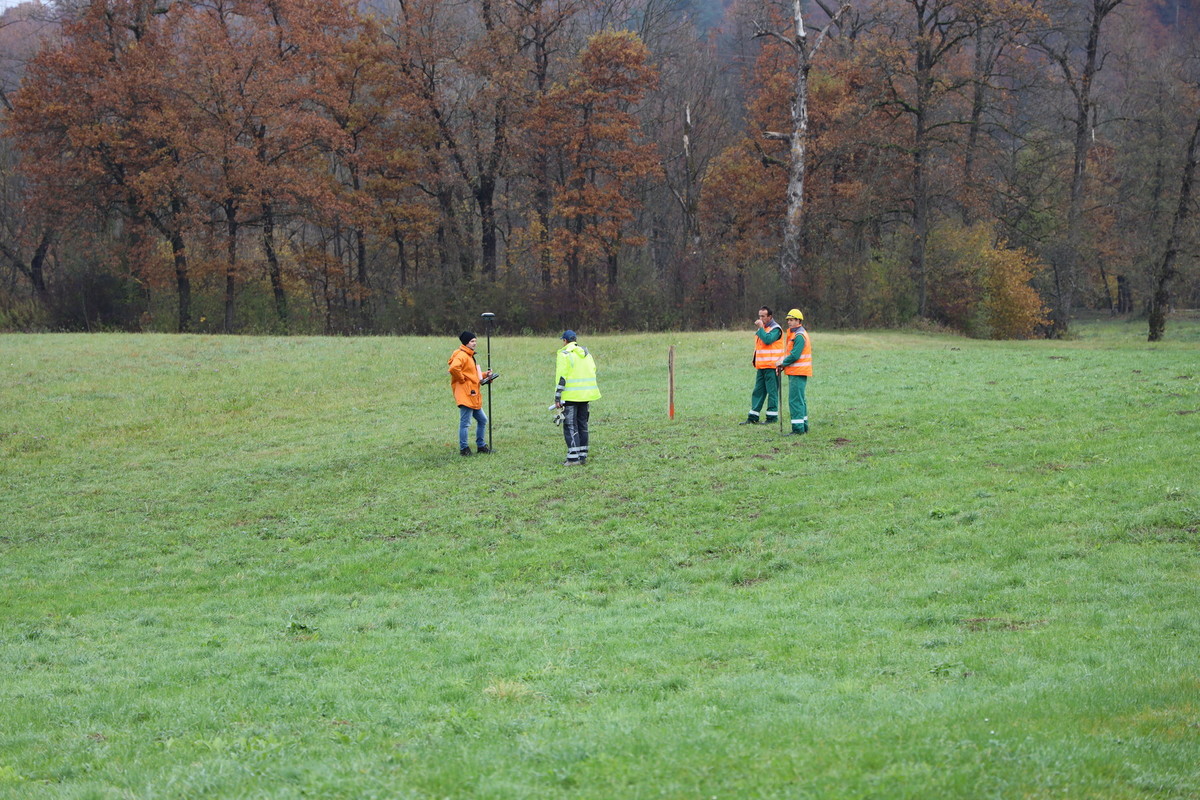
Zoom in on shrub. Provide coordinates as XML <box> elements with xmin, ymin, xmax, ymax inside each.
<box><xmin>927</xmin><ymin>222</ymin><xmax>1048</xmax><ymax>339</ymax></box>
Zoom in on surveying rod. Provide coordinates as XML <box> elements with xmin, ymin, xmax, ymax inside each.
<box><xmin>480</xmin><ymin>311</ymin><xmax>496</xmax><ymax>451</ymax></box>
<box><xmin>777</xmin><ymin>367</ymin><xmax>784</xmax><ymax>433</ymax></box>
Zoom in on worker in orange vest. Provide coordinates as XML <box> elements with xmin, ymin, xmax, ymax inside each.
<box><xmin>740</xmin><ymin>306</ymin><xmax>785</xmax><ymax>425</ymax></box>
<box><xmin>776</xmin><ymin>309</ymin><xmax>812</xmax><ymax>435</ymax></box>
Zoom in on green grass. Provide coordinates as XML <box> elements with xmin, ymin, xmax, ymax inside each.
<box><xmin>2</xmin><ymin>316</ymin><xmax>1198</xmax><ymax>799</ymax></box>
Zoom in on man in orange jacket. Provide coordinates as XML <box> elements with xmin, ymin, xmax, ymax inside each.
<box><xmin>448</xmin><ymin>331</ymin><xmax>493</xmax><ymax>456</ymax></box>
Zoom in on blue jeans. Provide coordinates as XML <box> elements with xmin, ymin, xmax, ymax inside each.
<box><xmin>459</xmin><ymin>406</ymin><xmax>487</xmax><ymax>449</ymax></box>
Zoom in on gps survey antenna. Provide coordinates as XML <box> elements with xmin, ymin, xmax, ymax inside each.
<box><xmin>480</xmin><ymin>312</ymin><xmax>496</xmax><ymax>451</ymax></box>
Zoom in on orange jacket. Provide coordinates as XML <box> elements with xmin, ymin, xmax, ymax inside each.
<box><xmin>781</xmin><ymin>326</ymin><xmax>812</xmax><ymax>376</ymax></box>
<box><xmin>753</xmin><ymin>323</ymin><xmax>785</xmax><ymax>369</ymax></box>
<box><xmin>448</xmin><ymin>345</ymin><xmax>483</xmax><ymax>409</ymax></box>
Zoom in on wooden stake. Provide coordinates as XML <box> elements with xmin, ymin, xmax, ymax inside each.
<box><xmin>668</xmin><ymin>345</ymin><xmax>676</xmax><ymax>420</ymax></box>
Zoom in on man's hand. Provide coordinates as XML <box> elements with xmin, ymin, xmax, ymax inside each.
<box><xmin>555</xmin><ymin>400</ymin><xmax>564</xmax><ymax>409</ymax></box>
<box><xmin>754</xmin><ymin>318</ymin><xmax>764</xmax><ymax>329</ymax></box>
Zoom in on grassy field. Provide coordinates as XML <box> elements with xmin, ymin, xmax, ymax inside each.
<box><xmin>2</xmin><ymin>317</ymin><xmax>1198</xmax><ymax>799</ymax></box>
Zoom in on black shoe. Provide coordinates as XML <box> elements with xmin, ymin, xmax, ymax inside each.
<box><xmin>579</xmin><ymin>457</ymin><xmax>587</xmax><ymax>465</ymax></box>
<box><xmin>477</xmin><ymin>444</ymin><xmax>491</xmax><ymax>454</ymax></box>
<box><xmin>787</xmin><ymin>429</ymin><xmax>807</xmax><ymax>436</ymax></box>
<box><xmin>460</xmin><ymin>447</ymin><xmax>472</xmax><ymax>456</ymax></box>
<box><xmin>739</xmin><ymin>417</ymin><xmax>758</xmax><ymax>425</ymax></box>
<box><xmin>563</xmin><ymin>459</ymin><xmax>581</xmax><ymax>466</ymax></box>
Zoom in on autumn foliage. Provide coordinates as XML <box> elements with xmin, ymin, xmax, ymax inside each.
<box><xmin>1</xmin><ymin>0</ymin><xmax>1198</xmax><ymax>335</ymax></box>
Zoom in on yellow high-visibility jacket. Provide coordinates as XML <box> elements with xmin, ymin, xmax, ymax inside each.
<box><xmin>555</xmin><ymin>342</ymin><xmax>601</xmax><ymax>402</ymax></box>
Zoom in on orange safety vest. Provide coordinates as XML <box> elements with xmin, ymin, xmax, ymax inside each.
<box><xmin>753</xmin><ymin>324</ymin><xmax>785</xmax><ymax>369</ymax></box>
<box><xmin>782</xmin><ymin>326</ymin><xmax>812</xmax><ymax>376</ymax></box>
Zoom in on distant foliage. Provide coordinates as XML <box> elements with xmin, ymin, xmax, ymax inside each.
<box><xmin>1</xmin><ymin>0</ymin><xmax>1199</xmax><ymax>333</ymax></box>
<box><xmin>927</xmin><ymin>222</ymin><xmax>1048</xmax><ymax>339</ymax></box>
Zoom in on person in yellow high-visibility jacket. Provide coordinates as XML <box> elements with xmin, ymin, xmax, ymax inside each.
<box><xmin>741</xmin><ymin>306</ymin><xmax>784</xmax><ymax>425</ymax></box>
<box><xmin>554</xmin><ymin>330</ymin><xmax>601</xmax><ymax>465</ymax></box>
<box><xmin>776</xmin><ymin>308</ymin><xmax>812</xmax><ymax>435</ymax></box>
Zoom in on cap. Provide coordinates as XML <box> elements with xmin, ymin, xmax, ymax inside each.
<box><xmin>459</xmin><ymin>331</ymin><xmax>476</xmax><ymax>345</ymax></box>
<box><xmin>561</xmin><ymin>330</ymin><xmax>577</xmax><ymax>342</ymax></box>
<box><xmin>785</xmin><ymin>309</ymin><xmax>803</xmax><ymax>321</ymax></box>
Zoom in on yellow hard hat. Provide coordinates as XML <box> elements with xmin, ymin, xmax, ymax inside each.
<box><xmin>786</xmin><ymin>308</ymin><xmax>803</xmax><ymax>321</ymax></box>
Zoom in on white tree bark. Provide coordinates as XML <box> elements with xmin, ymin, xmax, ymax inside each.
<box><xmin>756</xmin><ymin>1</ymin><xmax>848</xmax><ymax>282</ymax></box>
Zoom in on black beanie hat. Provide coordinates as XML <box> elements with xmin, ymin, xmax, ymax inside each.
<box><xmin>459</xmin><ymin>331</ymin><xmax>476</xmax><ymax>345</ymax></box>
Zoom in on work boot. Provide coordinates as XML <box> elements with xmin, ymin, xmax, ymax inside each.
<box><xmin>477</xmin><ymin>444</ymin><xmax>492</xmax><ymax>454</ymax></box>
<box><xmin>563</xmin><ymin>459</ymin><xmax>581</xmax><ymax>466</ymax></box>
<box><xmin>738</xmin><ymin>416</ymin><xmax>758</xmax><ymax>425</ymax></box>
<box><xmin>460</xmin><ymin>447</ymin><xmax>472</xmax><ymax>456</ymax></box>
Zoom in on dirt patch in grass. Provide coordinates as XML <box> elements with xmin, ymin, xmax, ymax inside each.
<box><xmin>962</xmin><ymin>617</ymin><xmax>1047</xmax><ymax>632</ymax></box>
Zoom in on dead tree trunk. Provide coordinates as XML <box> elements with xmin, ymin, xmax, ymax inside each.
<box><xmin>1148</xmin><ymin>111</ymin><xmax>1200</xmax><ymax>342</ymax></box>
<box><xmin>756</xmin><ymin>1</ymin><xmax>848</xmax><ymax>284</ymax></box>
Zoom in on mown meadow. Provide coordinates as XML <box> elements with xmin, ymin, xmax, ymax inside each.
<box><xmin>2</xmin><ymin>318</ymin><xmax>1198</xmax><ymax>799</ymax></box>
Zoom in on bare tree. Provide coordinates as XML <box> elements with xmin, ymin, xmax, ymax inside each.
<box><xmin>1148</xmin><ymin>109</ymin><xmax>1200</xmax><ymax>342</ymax></box>
<box><xmin>753</xmin><ymin>0</ymin><xmax>849</xmax><ymax>283</ymax></box>
<box><xmin>1031</xmin><ymin>0</ymin><xmax>1127</xmax><ymax>336</ymax></box>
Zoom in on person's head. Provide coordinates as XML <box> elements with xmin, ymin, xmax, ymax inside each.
<box><xmin>785</xmin><ymin>309</ymin><xmax>803</xmax><ymax>329</ymax></box>
<box><xmin>561</xmin><ymin>330</ymin><xmax>577</xmax><ymax>344</ymax></box>
<box><xmin>459</xmin><ymin>331</ymin><xmax>477</xmax><ymax>349</ymax></box>
<box><xmin>758</xmin><ymin>307</ymin><xmax>773</xmax><ymax>323</ymax></box>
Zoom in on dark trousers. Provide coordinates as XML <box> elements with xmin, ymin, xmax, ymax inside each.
<box><xmin>749</xmin><ymin>368</ymin><xmax>780</xmax><ymax>419</ymax></box>
<box><xmin>562</xmin><ymin>401</ymin><xmax>590</xmax><ymax>462</ymax></box>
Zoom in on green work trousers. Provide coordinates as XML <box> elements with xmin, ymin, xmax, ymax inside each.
<box><xmin>787</xmin><ymin>374</ymin><xmax>808</xmax><ymax>433</ymax></box>
<box><xmin>748</xmin><ymin>369</ymin><xmax>780</xmax><ymax>421</ymax></box>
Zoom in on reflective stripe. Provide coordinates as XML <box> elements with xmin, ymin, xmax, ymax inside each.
<box><xmin>748</xmin><ymin>410</ymin><xmax>760</xmax><ymax>417</ymax></box>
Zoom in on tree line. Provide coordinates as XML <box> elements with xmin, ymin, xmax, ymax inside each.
<box><xmin>1</xmin><ymin>0</ymin><xmax>1197</xmax><ymax>338</ymax></box>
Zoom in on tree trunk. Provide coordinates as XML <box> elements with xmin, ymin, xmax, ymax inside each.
<box><xmin>780</xmin><ymin>57</ymin><xmax>810</xmax><ymax>283</ymax></box>
<box><xmin>531</xmin><ymin>10</ymin><xmax>554</xmax><ymax>287</ymax></box>
<box><xmin>148</xmin><ymin>198</ymin><xmax>191</xmax><ymax>333</ymax></box>
<box><xmin>225</xmin><ymin>202</ymin><xmax>238</xmax><ymax>333</ymax></box>
<box><xmin>262</xmin><ymin>200</ymin><xmax>288</xmax><ymax>327</ymax></box>
<box><xmin>1052</xmin><ymin>0</ymin><xmax>1123</xmax><ymax>337</ymax></box>
<box><xmin>535</xmin><ymin>165</ymin><xmax>553</xmax><ymax>285</ymax></box>
<box><xmin>1</xmin><ymin>229</ymin><xmax>54</xmax><ymax>307</ymax></box>
<box><xmin>911</xmin><ymin>82</ymin><xmax>931</xmax><ymax>318</ymax></box>
<box><xmin>478</xmin><ymin>175</ymin><xmax>498</xmax><ymax>278</ymax></box>
<box><xmin>394</xmin><ymin>230</ymin><xmax>410</xmax><ymax>288</ymax></box>
<box><xmin>29</xmin><ymin>231</ymin><xmax>52</xmax><ymax>305</ymax></box>
<box><xmin>171</xmin><ymin>229</ymin><xmax>191</xmax><ymax>333</ymax></box>
<box><xmin>962</xmin><ymin>27</ymin><xmax>990</xmax><ymax>225</ymax></box>
<box><xmin>1148</xmin><ymin>111</ymin><xmax>1200</xmax><ymax>342</ymax></box>
<box><xmin>779</xmin><ymin>0</ymin><xmax>812</xmax><ymax>284</ymax></box>
<box><xmin>1097</xmin><ymin>257</ymin><xmax>1114</xmax><ymax>314</ymax></box>
<box><xmin>356</xmin><ymin>227</ymin><xmax>368</xmax><ymax>331</ymax></box>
